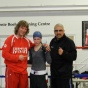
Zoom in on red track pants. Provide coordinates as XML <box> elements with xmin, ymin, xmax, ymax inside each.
<box><xmin>5</xmin><ymin>67</ymin><xmax>28</xmax><ymax>88</ymax></box>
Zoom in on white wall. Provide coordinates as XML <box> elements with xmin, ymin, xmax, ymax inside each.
<box><xmin>0</xmin><ymin>0</ymin><xmax>88</xmax><ymax>7</ymax></box>
<box><xmin>0</xmin><ymin>16</ymin><xmax>86</xmax><ymax>45</ymax></box>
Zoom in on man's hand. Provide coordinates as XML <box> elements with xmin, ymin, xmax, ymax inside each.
<box><xmin>58</xmin><ymin>47</ymin><xmax>63</xmax><ymax>55</ymax></box>
<box><xmin>43</xmin><ymin>44</ymin><xmax>50</xmax><ymax>52</ymax></box>
<box><xmin>19</xmin><ymin>55</ymin><xmax>27</xmax><ymax>61</ymax></box>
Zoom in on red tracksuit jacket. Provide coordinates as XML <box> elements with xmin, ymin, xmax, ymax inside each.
<box><xmin>2</xmin><ymin>35</ymin><xmax>33</xmax><ymax>74</ymax></box>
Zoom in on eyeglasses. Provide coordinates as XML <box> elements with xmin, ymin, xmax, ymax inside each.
<box><xmin>54</xmin><ymin>30</ymin><xmax>63</xmax><ymax>32</ymax></box>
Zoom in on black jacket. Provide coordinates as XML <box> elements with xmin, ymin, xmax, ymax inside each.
<box><xmin>50</xmin><ymin>34</ymin><xmax>77</xmax><ymax>78</ymax></box>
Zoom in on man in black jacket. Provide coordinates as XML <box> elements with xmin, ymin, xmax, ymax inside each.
<box><xmin>50</xmin><ymin>23</ymin><xmax>77</xmax><ymax>88</ymax></box>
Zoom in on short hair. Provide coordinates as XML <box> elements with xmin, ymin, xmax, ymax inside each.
<box><xmin>14</xmin><ymin>20</ymin><xmax>29</xmax><ymax>36</ymax></box>
<box><xmin>54</xmin><ymin>23</ymin><xmax>64</xmax><ymax>30</ymax></box>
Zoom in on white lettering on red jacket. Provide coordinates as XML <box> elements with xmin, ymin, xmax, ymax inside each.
<box><xmin>13</xmin><ymin>47</ymin><xmax>27</xmax><ymax>54</ymax></box>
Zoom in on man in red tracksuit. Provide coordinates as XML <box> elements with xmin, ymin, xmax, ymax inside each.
<box><xmin>2</xmin><ymin>20</ymin><xmax>33</xmax><ymax>88</ymax></box>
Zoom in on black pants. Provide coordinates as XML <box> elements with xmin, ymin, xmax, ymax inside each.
<box><xmin>30</xmin><ymin>73</ymin><xmax>47</xmax><ymax>88</ymax></box>
<box><xmin>51</xmin><ymin>77</ymin><xmax>73</xmax><ymax>88</ymax></box>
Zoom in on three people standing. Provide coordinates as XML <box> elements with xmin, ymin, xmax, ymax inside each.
<box><xmin>2</xmin><ymin>21</ymin><xmax>77</xmax><ymax>88</ymax></box>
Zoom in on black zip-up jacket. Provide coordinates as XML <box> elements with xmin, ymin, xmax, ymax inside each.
<box><xmin>50</xmin><ymin>34</ymin><xmax>77</xmax><ymax>78</ymax></box>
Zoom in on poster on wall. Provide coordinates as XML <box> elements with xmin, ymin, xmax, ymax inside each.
<box><xmin>82</xmin><ymin>21</ymin><xmax>88</xmax><ymax>47</ymax></box>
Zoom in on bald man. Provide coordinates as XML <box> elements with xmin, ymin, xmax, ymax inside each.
<box><xmin>50</xmin><ymin>23</ymin><xmax>77</xmax><ymax>88</ymax></box>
